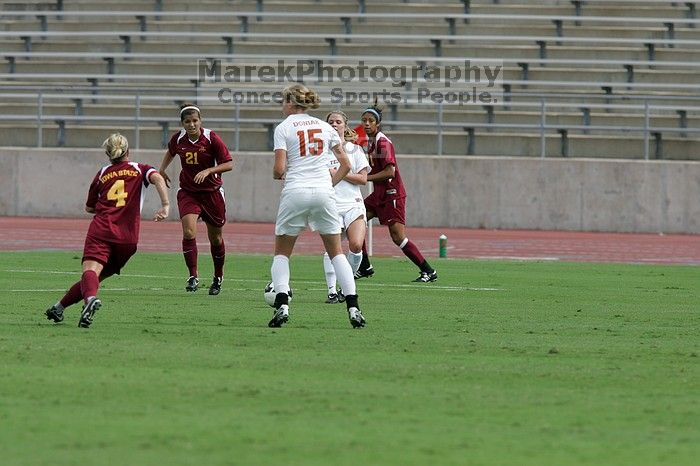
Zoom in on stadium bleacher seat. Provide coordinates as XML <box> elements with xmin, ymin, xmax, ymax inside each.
<box><xmin>1</xmin><ymin>0</ymin><xmax>698</xmax><ymax>158</ymax></box>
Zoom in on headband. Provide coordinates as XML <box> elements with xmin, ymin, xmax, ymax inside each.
<box><xmin>362</xmin><ymin>108</ymin><xmax>381</xmax><ymax>122</ymax></box>
<box><xmin>180</xmin><ymin>105</ymin><xmax>200</xmax><ymax>115</ymax></box>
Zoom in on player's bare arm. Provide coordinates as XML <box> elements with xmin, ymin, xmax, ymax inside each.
<box><xmin>148</xmin><ymin>171</ymin><xmax>170</xmax><ymax>221</ymax></box>
<box><xmin>330</xmin><ymin>166</ymin><xmax>367</xmax><ymax>185</ymax></box>
<box><xmin>193</xmin><ymin>160</ymin><xmax>234</xmax><ymax>184</ymax></box>
<box><xmin>343</xmin><ymin>167</ymin><xmax>368</xmax><ymax>185</ymax></box>
<box><xmin>273</xmin><ymin>149</ymin><xmax>287</xmax><ymax>179</ymax></box>
<box><xmin>367</xmin><ymin>164</ymin><xmax>395</xmax><ymax>182</ymax></box>
<box><xmin>158</xmin><ymin>150</ymin><xmax>176</xmax><ymax>188</ymax></box>
<box><xmin>330</xmin><ymin>144</ymin><xmax>351</xmax><ymax>186</ymax></box>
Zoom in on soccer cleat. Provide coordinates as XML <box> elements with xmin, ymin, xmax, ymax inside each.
<box><xmin>354</xmin><ymin>266</ymin><xmax>375</xmax><ymax>279</ymax></box>
<box><xmin>268</xmin><ymin>304</ymin><xmax>289</xmax><ymax>328</ymax></box>
<box><xmin>185</xmin><ymin>276</ymin><xmax>199</xmax><ymax>292</ymax></box>
<box><xmin>337</xmin><ymin>289</ymin><xmax>345</xmax><ymax>303</ymax></box>
<box><xmin>325</xmin><ymin>293</ymin><xmax>340</xmax><ymax>304</ymax></box>
<box><xmin>208</xmin><ymin>276</ymin><xmax>222</xmax><ymax>295</ymax></box>
<box><xmin>348</xmin><ymin>307</ymin><xmax>366</xmax><ymax>328</ymax></box>
<box><xmin>78</xmin><ymin>297</ymin><xmax>101</xmax><ymax>328</ymax></box>
<box><xmin>45</xmin><ymin>305</ymin><xmax>64</xmax><ymax>323</ymax></box>
<box><xmin>414</xmin><ymin>270</ymin><xmax>438</xmax><ymax>283</ymax></box>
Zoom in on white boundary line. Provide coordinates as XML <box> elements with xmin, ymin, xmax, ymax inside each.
<box><xmin>473</xmin><ymin>256</ymin><xmax>561</xmax><ymax>261</ymax></box>
<box><xmin>6</xmin><ymin>269</ymin><xmax>504</xmax><ymax>292</ymax></box>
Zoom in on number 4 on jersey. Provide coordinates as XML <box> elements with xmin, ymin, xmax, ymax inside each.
<box><xmin>107</xmin><ymin>179</ymin><xmax>128</xmax><ymax>207</ymax></box>
<box><xmin>297</xmin><ymin>128</ymin><xmax>324</xmax><ymax>156</ymax></box>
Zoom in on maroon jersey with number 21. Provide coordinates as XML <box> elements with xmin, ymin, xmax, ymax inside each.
<box><xmin>167</xmin><ymin>128</ymin><xmax>232</xmax><ymax>192</ymax></box>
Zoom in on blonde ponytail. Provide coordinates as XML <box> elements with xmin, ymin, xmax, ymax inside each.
<box><xmin>102</xmin><ymin>133</ymin><xmax>129</xmax><ymax>161</ymax></box>
<box><xmin>343</xmin><ymin>128</ymin><xmax>358</xmax><ymax>143</ymax></box>
<box><xmin>283</xmin><ymin>84</ymin><xmax>321</xmax><ymax>110</ymax></box>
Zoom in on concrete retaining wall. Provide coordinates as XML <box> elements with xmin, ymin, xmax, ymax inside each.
<box><xmin>1</xmin><ymin>148</ymin><xmax>698</xmax><ymax>233</ymax></box>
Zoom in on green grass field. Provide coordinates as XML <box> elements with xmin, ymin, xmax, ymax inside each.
<box><xmin>1</xmin><ymin>251</ymin><xmax>698</xmax><ymax>465</ymax></box>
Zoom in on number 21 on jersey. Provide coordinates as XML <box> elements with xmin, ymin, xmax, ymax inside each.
<box><xmin>185</xmin><ymin>151</ymin><xmax>198</xmax><ymax>164</ymax></box>
<box><xmin>296</xmin><ymin>129</ymin><xmax>323</xmax><ymax>156</ymax></box>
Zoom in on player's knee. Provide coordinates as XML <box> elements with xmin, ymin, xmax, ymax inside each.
<box><xmin>390</xmin><ymin>233</ymin><xmax>405</xmax><ymax>245</ymax></box>
<box><xmin>208</xmin><ymin>229</ymin><xmax>223</xmax><ymax>244</ymax></box>
<box><xmin>348</xmin><ymin>239</ymin><xmax>363</xmax><ymax>253</ymax></box>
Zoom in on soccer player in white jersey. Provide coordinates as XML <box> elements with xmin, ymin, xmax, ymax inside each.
<box><xmin>269</xmin><ymin>84</ymin><xmax>366</xmax><ymax>328</ymax></box>
<box><xmin>322</xmin><ymin>111</ymin><xmax>369</xmax><ymax>304</ymax></box>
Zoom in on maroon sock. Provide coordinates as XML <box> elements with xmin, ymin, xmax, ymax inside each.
<box><xmin>80</xmin><ymin>270</ymin><xmax>99</xmax><ymax>304</ymax></box>
<box><xmin>60</xmin><ymin>281</ymin><xmax>83</xmax><ymax>308</ymax></box>
<box><xmin>400</xmin><ymin>239</ymin><xmax>427</xmax><ymax>268</ymax></box>
<box><xmin>182</xmin><ymin>238</ymin><xmax>198</xmax><ymax>277</ymax></box>
<box><xmin>211</xmin><ymin>240</ymin><xmax>225</xmax><ymax>278</ymax></box>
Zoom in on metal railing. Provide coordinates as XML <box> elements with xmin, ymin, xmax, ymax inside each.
<box><xmin>2</xmin><ymin>9</ymin><xmax>700</xmax><ymax>28</ymax></box>
<box><xmin>3</xmin><ymin>71</ymin><xmax>699</xmax><ymax>92</ymax></box>
<box><xmin>4</xmin><ymin>30</ymin><xmax>700</xmax><ymax>52</ymax></box>
<box><xmin>4</xmin><ymin>91</ymin><xmax>699</xmax><ymax>160</ymax></box>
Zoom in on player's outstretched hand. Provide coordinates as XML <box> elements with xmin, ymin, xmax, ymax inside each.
<box><xmin>193</xmin><ymin>168</ymin><xmax>211</xmax><ymax>184</ymax></box>
<box><xmin>154</xmin><ymin>204</ymin><xmax>169</xmax><ymax>222</ymax></box>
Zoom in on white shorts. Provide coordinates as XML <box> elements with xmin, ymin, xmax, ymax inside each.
<box><xmin>275</xmin><ymin>187</ymin><xmax>341</xmax><ymax>236</ymax></box>
<box><xmin>337</xmin><ymin>203</ymin><xmax>366</xmax><ymax>231</ymax></box>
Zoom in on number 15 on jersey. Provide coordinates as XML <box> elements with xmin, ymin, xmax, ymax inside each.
<box><xmin>296</xmin><ymin>129</ymin><xmax>323</xmax><ymax>157</ymax></box>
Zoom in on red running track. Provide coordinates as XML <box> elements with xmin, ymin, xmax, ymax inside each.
<box><xmin>0</xmin><ymin>216</ymin><xmax>698</xmax><ymax>265</ymax></box>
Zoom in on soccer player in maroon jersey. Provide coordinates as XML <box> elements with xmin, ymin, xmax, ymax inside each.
<box><xmin>45</xmin><ymin>133</ymin><xmax>170</xmax><ymax>328</ymax></box>
<box><xmin>356</xmin><ymin>103</ymin><xmax>438</xmax><ymax>283</ymax></box>
<box><xmin>158</xmin><ymin>104</ymin><xmax>234</xmax><ymax>295</ymax></box>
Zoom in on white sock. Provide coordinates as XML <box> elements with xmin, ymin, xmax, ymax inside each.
<box><xmin>323</xmin><ymin>252</ymin><xmax>337</xmax><ymax>292</ymax></box>
<box><xmin>54</xmin><ymin>302</ymin><xmax>65</xmax><ymax>311</ymax></box>
<box><xmin>331</xmin><ymin>254</ymin><xmax>356</xmax><ymax>296</ymax></box>
<box><xmin>347</xmin><ymin>251</ymin><xmax>363</xmax><ymax>274</ymax></box>
<box><xmin>271</xmin><ymin>255</ymin><xmax>290</xmax><ymax>294</ymax></box>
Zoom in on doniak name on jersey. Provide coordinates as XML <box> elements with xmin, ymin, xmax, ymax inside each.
<box><xmin>292</xmin><ymin>119</ymin><xmax>318</xmax><ymax>127</ymax></box>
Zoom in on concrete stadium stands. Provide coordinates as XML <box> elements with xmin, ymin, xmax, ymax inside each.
<box><xmin>1</xmin><ymin>0</ymin><xmax>699</xmax><ymax>159</ymax></box>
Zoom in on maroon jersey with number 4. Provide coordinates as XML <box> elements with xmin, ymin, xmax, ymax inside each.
<box><xmin>367</xmin><ymin>131</ymin><xmax>406</xmax><ymax>201</ymax></box>
<box><xmin>167</xmin><ymin>128</ymin><xmax>232</xmax><ymax>192</ymax></box>
<box><xmin>85</xmin><ymin>161</ymin><xmax>157</xmax><ymax>244</ymax></box>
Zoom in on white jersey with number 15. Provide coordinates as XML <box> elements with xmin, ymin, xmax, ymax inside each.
<box><xmin>273</xmin><ymin>113</ymin><xmax>341</xmax><ymax>190</ymax></box>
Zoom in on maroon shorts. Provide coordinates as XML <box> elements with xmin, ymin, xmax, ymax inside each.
<box><xmin>364</xmin><ymin>191</ymin><xmax>406</xmax><ymax>226</ymax></box>
<box><xmin>177</xmin><ymin>188</ymin><xmax>227</xmax><ymax>228</ymax></box>
<box><xmin>82</xmin><ymin>234</ymin><xmax>137</xmax><ymax>276</ymax></box>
